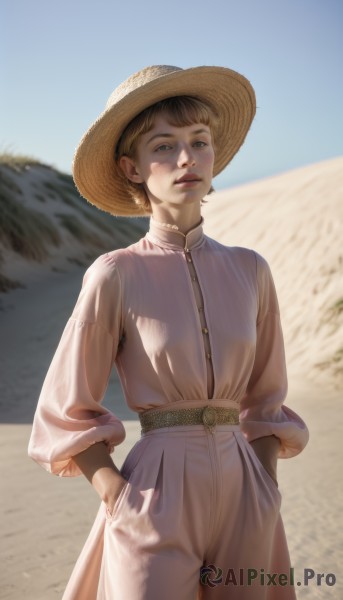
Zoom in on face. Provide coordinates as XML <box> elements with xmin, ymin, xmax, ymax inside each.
<box><xmin>120</xmin><ymin>113</ymin><xmax>215</xmax><ymax>209</ymax></box>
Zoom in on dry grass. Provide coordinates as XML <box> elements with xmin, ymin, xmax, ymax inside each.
<box><xmin>34</xmin><ymin>193</ymin><xmax>46</xmax><ymax>203</ymax></box>
<box><xmin>43</xmin><ymin>176</ymin><xmax>80</xmax><ymax>208</ymax></box>
<box><xmin>67</xmin><ymin>256</ymin><xmax>87</xmax><ymax>267</ymax></box>
<box><xmin>55</xmin><ymin>213</ymin><xmax>107</xmax><ymax>248</ymax></box>
<box><xmin>0</xmin><ymin>249</ymin><xmax>24</xmax><ymax>292</ymax></box>
<box><xmin>332</xmin><ymin>298</ymin><xmax>343</xmax><ymax>315</ymax></box>
<box><xmin>315</xmin><ymin>298</ymin><xmax>343</xmax><ymax>386</ymax></box>
<box><xmin>79</xmin><ymin>205</ymin><xmax>116</xmax><ymax>237</ymax></box>
<box><xmin>316</xmin><ymin>347</ymin><xmax>343</xmax><ymax>387</ymax></box>
<box><xmin>0</xmin><ymin>168</ymin><xmax>23</xmax><ymax>195</ymax></box>
<box><xmin>0</xmin><ymin>272</ymin><xmax>24</xmax><ymax>293</ymax></box>
<box><xmin>0</xmin><ymin>154</ymin><xmax>149</xmax><ymax>294</ymax></box>
<box><xmin>0</xmin><ymin>151</ymin><xmax>46</xmax><ymax>172</ymax></box>
<box><xmin>0</xmin><ymin>185</ymin><xmax>61</xmax><ymax>261</ymax></box>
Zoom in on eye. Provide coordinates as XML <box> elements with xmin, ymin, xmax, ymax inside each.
<box><xmin>154</xmin><ymin>144</ymin><xmax>173</xmax><ymax>152</ymax></box>
<box><xmin>193</xmin><ymin>140</ymin><xmax>208</xmax><ymax>148</ymax></box>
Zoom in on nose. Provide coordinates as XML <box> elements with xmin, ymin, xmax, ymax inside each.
<box><xmin>177</xmin><ymin>144</ymin><xmax>196</xmax><ymax>167</ymax></box>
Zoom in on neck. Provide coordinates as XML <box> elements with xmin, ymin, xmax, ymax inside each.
<box><xmin>150</xmin><ymin>204</ymin><xmax>202</xmax><ymax>235</ymax></box>
<box><xmin>148</xmin><ymin>215</ymin><xmax>204</xmax><ymax>251</ymax></box>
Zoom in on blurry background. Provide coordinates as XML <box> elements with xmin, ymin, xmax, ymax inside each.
<box><xmin>1</xmin><ymin>0</ymin><xmax>342</xmax><ymax>187</ymax></box>
<box><xmin>1</xmin><ymin>2</ymin><xmax>342</xmax><ymax>599</ymax></box>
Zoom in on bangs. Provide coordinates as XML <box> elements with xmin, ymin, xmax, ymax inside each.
<box><xmin>116</xmin><ymin>96</ymin><xmax>219</xmax><ymax>159</ymax></box>
<box><xmin>151</xmin><ymin>97</ymin><xmax>216</xmax><ymax>129</ymax></box>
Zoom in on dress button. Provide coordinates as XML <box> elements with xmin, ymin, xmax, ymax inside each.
<box><xmin>187</xmin><ymin>257</ymin><xmax>192</xmax><ymax>263</ymax></box>
<box><xmin>185</xmin><ymin>248</ymin><xmax>190</xmax><ymax>253</ymax></box>
<box><xmin>191</xmin><ymin>276</ymin><xmax>197</xmax><ymax>282</ymax></box>
<box><xmin>206</xmin><ymin>353</ymin><xmax>212</xmax><ymax>360</ymax></box>
<box><xmin>198</xmin><ymin>307</ymin><xmax>204</xmax><ymax>312</ymax></box>
<box><xmin>202</xmin><ymin>328</ymin><xmax>209</xmax><ymax>334</ymax></box>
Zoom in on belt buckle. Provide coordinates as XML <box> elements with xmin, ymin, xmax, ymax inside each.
<box><xmin>202</xmin><ymin>406</ymin><xmax>217</xmax><ymax>433</ymax></box>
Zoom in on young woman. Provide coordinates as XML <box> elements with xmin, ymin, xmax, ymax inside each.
<box><xmin>28</xmin><ymin>65</ymin><xmax>309</xmax><ymax>600</ymax></box>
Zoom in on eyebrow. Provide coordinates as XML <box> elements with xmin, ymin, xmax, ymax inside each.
<box><xmin>145</xmin><ymin>128</ymin><xmax>210</xmax><ymax>145</ymax></box>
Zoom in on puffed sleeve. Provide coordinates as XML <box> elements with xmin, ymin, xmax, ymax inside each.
<box><xmin>28</xmin><ymin>253</ymin><xmax>126</xmax><ymax>476</ymax></box>
<box><xmin>239</xmin><ymin>253</ymin><xmax>309</xmax><ymax>458</ymax></box>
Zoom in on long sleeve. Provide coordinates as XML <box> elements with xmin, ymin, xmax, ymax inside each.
<box><xmin>239</xmin><ymin>253</ymin><xmax>309</xmax><ymax>458</ymax></box>
<box><xmin>28</xmin><ymin>254</ymin><xmax>126</xmax><ymax>476</ymax></box>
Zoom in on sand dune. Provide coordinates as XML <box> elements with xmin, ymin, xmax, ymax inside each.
<box><xmin>203</xmin><ymin>156</ymin><xmax>343</xmax><ymax>389</ymax></box>
<box><xmin>0</xmin><ymin>161</ymin><xmax>148</xmax><ymax>291</ymax></box>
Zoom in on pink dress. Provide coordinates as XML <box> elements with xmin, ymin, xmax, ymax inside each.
<box><xmin>28</xmin><ymin>218</ymin><xmax>309</xmax><ymax>599</ymax></box>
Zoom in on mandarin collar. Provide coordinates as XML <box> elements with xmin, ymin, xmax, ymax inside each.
<box><xmin>146</xmin><ymin>217</ymin><xmax>205</xmax><ymax>251</ymax></box>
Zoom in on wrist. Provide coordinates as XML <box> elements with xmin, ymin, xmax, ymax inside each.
<box><xmin>101</xmin><ymin>474</ymin><xmax>128</xmax><ymax>513</ymax></box>
<box><xmin>93</xmin><ymin>467</ymin><xmax>127</xmax><ymax>504</ymax></box>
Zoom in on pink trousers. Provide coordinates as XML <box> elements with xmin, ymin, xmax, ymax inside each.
<box><xmin>63</xmin><ymin>424</ymin><xmax>296</xmax><ymax>600</ymax></box>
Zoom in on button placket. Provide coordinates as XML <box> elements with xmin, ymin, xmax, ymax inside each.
<box><xmin>184</xmin><ymin>246</ymin><xmax>214</xmax><ymax>398</ymax></box>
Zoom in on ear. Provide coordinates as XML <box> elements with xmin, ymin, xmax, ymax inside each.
<box><xmin>119</xmin><ymin>156</ymin><xmax>144</xmax><ymax>183</ymax></box>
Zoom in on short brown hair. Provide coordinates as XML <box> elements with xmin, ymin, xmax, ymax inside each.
<box><xmin>116</xmin><ymin>96</ymin><xmax>219</xmax><ymax>212</ymax></box>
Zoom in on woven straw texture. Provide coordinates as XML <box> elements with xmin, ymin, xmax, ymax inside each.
<box><xmin>73</xmin><ymin>65</ymin><xmax>256</xmax><ymax>216</ymax></box>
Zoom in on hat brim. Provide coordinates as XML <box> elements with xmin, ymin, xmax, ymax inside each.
<box><xmin>73</xmin><ymin>66</ymin><xmax>256</xmax><ymax>216</ymax></box>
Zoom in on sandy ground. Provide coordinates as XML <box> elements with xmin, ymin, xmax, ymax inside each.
<box><xmin>1</xmin><ymin>157</ymin><xmax>342</xmax><ymax>599</ymax></box>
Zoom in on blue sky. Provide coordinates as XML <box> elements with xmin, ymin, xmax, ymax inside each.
<box><xmin>1</xmin><ymin>0</ymin><xmax>342</xmax><ymax>189</ymax></box>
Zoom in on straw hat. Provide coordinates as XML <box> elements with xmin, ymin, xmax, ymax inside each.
<box><xmin>73</xmin><ymin>65</ymin><xmax>256</xmax><ymax>216</ymax></box>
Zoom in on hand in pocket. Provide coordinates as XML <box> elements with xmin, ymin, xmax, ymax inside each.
<box><xmin>106</xmin><ymin>476</ymin><xmax>129</xmax><ymax>516</ymax></box>
<box><xmin>250</xmin><ymin>435</ymin><xmax>280</xmax><ymax>487</ymax></box>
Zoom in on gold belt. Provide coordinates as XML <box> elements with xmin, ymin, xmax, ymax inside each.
<box><xmin>139</xmin><ymin>405</ymin><xmax>240</xmax><ymax>434</ymax></box>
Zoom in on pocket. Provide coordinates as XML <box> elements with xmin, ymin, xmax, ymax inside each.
<box><xmin>244</xmin><ymin>438</ymin><xmax>282</xmax><ymax>501</ymax></box>
<box><xmin>105</xmin><ymin>437</ymin><xmax>150</xmax><ymax>523</ymax></box>
<box><xmin>254</xmin><ymin>453</ymin><xmax>280</xmax><ymax>493</ymax></box>
<box><xmin>105</xmin><ymin>478</ymin><xmax>131</xmax><ymax>523</ymax></box>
